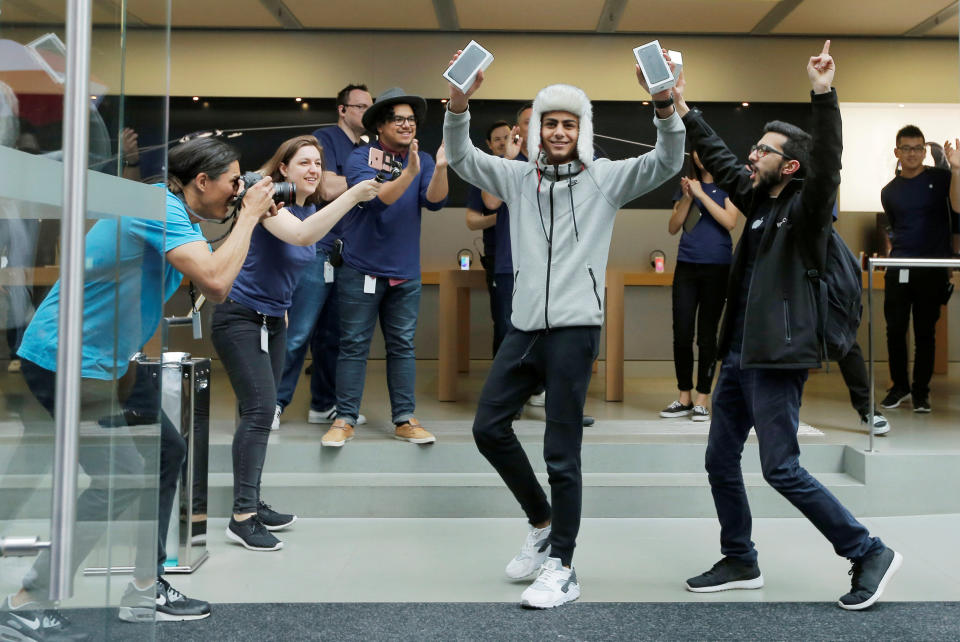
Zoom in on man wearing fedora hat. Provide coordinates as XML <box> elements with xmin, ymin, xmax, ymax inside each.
<box><xmin>322</xmin><ymin>87</ymin><xmax>449</xmax><ymax>447</ymax></box>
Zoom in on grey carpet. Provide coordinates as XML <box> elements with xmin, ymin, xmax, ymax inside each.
<box><xmin>139</xmin><ymin>601</ymin><xmax>960</xmax><ymax>641</ymax></box>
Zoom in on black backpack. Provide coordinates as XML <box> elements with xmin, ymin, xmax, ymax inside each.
<box><xmin>805</xmin><ymin>228</ymin><xmax>862</xmax><ymax>361</ymax></box>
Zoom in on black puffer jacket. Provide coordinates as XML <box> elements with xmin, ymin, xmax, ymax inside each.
<box><xmin>682</xmin><ymin>89</ymin><xmax>841</xmax><ymax>369</ymax></box>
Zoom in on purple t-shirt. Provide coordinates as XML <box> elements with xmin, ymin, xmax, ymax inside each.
<box><xmin>228</xmin><ymin>203</ymin><xmax>319</xmax><ymax>316</ymax></box>
<box><xmin>673</xmin><ymin>182</ymin><xmax>733</xmax><ymax>265</ymax></box>
<box><xmin>312</xmin><ymin>125</ymin><xmax>364</xmax><ymax>252</ymax></box>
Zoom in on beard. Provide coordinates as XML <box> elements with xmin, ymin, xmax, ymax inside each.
<box><xmin>751</xmin><ymin>164</ymin><xmax>783</xmax><ymax>192</ymax></box>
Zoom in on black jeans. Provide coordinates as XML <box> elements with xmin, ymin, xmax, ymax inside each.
<box><xmin>837</xmin><ymin>341</ymin><xmax>871</xmax><ymax>417</ymax></box>
<box><xmin>472</xmin><ymin>326</ymin><xmax>600</xmax><ymax>566</ymax></box>
<box><xmin>17</xmin><ymin>360</ymin><xmax>165</xmax><ymax>594</ymax></box>
<box><xmin>707</xmin><ymin>351</ymin><xmax>884</xmax><ymax>564</ymax></box>
<box><xmin>211</xmin><ymin>300</ymin><xmax>286</xmax><ymax>514</ymax></box>
<box><xmin>884</xmin><ymin>267</ymin><xmax>948</xmax><ymax>397</ymax></box>
<box><xmin>671</xmin><ymin>261</ymin><xmax>729</xmax><ymax>394</ymax></box>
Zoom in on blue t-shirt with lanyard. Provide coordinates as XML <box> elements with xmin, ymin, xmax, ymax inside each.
<box><xmin>881</xmin><ymin>166</ymin><xmax>959</xmax><ymax>258</ymax></box>
<box><xmin>673</xmin><ymin>182</ymin><xmax>733</xmax><ymax>265</ymax></box>
<box><xmin>313</xmin><ymin>125</ymin><xmax>364</xmax><ymax>252</ymax></box>
<box><xmin>467</xmin><ymin>185</ymin><xmax>512</xmax><ymax>275</ymax></box>
<box><xmin>18</xmin><ymin>187</ymin><xmax>207</xmax><ymax>379</ymax></box>
<box><xmin>227</xmin><ymin>203</ymin><xmax>319</xmax><ymax>317</ymax></box>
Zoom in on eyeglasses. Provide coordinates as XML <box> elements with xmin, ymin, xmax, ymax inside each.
<box><xmin>750</xmin><ymin>143</ymin><xmax>792</xmax><ymax>160</ymax></box>
<box><xmin>897</xmin><ymin>145</ymin><xmax>925</xmax><ymax>154</ymax></box>
<box><xmin>343</xmin><ymin>103</ymin><xmax>372</xmax><ymax>111</ymax></box>
<box><xmin>389</xmin><ymin>115</ymin><xmax>417</xmax><ymax>126</ymax></box>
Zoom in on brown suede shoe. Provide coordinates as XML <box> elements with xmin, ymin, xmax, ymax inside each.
<box><xmin>321</xmin><ymin>418</ymin><xmax>354</xmax><ymax>447</ymax></box>
<box><xmin>394</xmin><ymin>418</ymin><xmax>436</xmax><ymax>444</ymax></box>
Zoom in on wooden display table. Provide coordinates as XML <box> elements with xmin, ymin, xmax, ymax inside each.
<box><xmin>434</xmin><ymin>268</ymin><xmax>487</xmax><ymax>401</ymax></box>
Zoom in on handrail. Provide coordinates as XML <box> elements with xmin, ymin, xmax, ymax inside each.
<box><xmin>865</xmin><ymin>257</ymin><xmax>960</xmax><ymax>453</ymax></box>
<box><xmin>49</xmin><ymin>0</ymin><xmax>92</xmax><ymax>601</ymax></box>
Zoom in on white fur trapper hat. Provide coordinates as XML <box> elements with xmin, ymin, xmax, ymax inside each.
<box><xmin>527</xmin><ymin>83</ymin><xmax>594</xmax><ymax>165</ymax></box>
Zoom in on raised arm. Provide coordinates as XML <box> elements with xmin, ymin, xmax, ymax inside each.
<box><xmin>261</xmin><ymin>179</ymin><xmax>381</xmax><ymax>246</ymax></box>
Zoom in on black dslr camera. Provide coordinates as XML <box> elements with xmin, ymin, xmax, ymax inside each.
<box><xmin>238</xmin><ymin>171</ymin><xmax>296</xmax><ymax>206</ymax></box>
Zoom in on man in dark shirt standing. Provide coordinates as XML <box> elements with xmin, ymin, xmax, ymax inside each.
<box><xmin>879</xmin><ymin>126</ymin><xmax>960</xmax><ymax>413</ymax></box>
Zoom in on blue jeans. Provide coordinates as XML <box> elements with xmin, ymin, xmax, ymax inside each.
<box><xmin>706</xmin><ymin>351</ymin><xmax>884</xmax><ymax>564</ymax></box>
<box><xmin>335</xmin><ymin>264</ymin><xmax>420</xmax><ymax>426</ymax></box>
<box><xmin>276</xmin><ymin>250</ymin><xmax>337</xmax><ymax>412</ymax></box>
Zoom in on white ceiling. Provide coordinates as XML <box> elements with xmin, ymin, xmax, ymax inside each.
<box><xmin>0</xmin><ymin>0</ymin><xmax>957</xmax><ymax>38</ymax></box>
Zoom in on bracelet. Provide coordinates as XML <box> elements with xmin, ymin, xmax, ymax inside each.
<box><xmin>653</xmin><ymin>96</ymin><xmax>675</xmax><ymax>109</ymax></box>
<box><xmin>123</xmin><ymin>160</ymin><xmax>140</xmax><ymax>167</ymax></box>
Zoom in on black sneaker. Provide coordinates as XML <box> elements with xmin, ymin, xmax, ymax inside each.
<box><xmin>155</xmin><ymin>578</ymin><xmax>211</xmax><ymax>621</ymax></box>
<box><xmin>257</xmin><ymin>500</ymin><xmax>297</xmax><ymax>531</ymax></box>
<box><xmin>660</xmin><ymin>401</ymin><xmax>694</xmax><ymax>418</ymax></box>
<box><xmin>118</xmin><ymin>580</ymin><xmax>156</xmax><ymax>623</ymax></box>
<box><xmin>582</xmin><ymin>415</ymin><xmax>595</xmax><ymax>427</ymax></box>
<box><xmin>1</xmin><ymin>597</ymin><xmax>89</xmax><ymax>640</ymax></box>
<box><xmin>838</xmin><ymin>547</ymin><xmax>903</xmax><ymax>610</ymax></box>
<box><xmin>912</xmin><ymin>395</ymin><xmax>931</xmax><ymax>413</ymax></box>
<box><xmin>226</xmin><ymin>515</ymin><xmax>283</xmax><ymax>551</ymax></box>
<box><xmin>880</xmin><ymin>387</ymin><xmax>910</xmax><ymax>409</ymax></box>
<box><xmin>685</xmin><ymin>557</ymin><xmax>764</xmax><ymax>593</ymax></box>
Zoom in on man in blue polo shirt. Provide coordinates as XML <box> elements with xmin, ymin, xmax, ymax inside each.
<box><xmin>321</xmin><ymin>87</ymin><xmax>448</xmax><ymax>447</ymax></box>
<box><xmin>879</xmin><ymin>126</ymin><xmax>960</xmax><ymax>413</ymax></box>
<box><xmin>273</xmin><ymin>83</ymin><xmax>374</xmax><ymax>430</ymax></box>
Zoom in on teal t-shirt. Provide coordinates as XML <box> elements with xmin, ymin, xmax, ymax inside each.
<box><xmin>18</xmin><ymin>188</ymin><xmax>208</xmax><ymax>380</ymax></box>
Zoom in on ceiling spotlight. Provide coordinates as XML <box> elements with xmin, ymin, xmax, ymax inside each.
<box><xmin>642</xmin><ymin>101</ymin><xmax>649</xmax><ymax>106</ymax></box>
<box><xmin>192</xmin><ymin>96</ymin><xmax>199</xmax><ymax>101</ymax></box>
<box><xmin>295</xmin><ymin>97</ymin><xmax>302</xmax><ymax>102</ymax></box>
<box><xmin>741</xmin><ymin>102</ymin><xmax>750</xmax><ymax>107</ymax></box>
<box><xmin>440</xmin><ymin>98</ymin><xmax>448</xmax><ymax>104</ymax></box>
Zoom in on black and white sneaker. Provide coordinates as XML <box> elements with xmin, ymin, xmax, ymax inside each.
<box><xmin>660</xmin><ymin>400</ymin><xmax>694</xmax><ymax>418</ymax></box>
<box><xmin>155</xmin><ymin>578</ymin><xmax>211</xmax><ymax>621</ymax></box>
<box><xmin>860</xmin><ymin>412</ymin><xmax>890</xmax><ymax>436</ymax></box>
<box><xmin>0</xmin><ymin>597</ymin><xmax>88</xmax><ymax>640</ymax></box>
<box><xmin>838</xmin><ymin>547</ymin><xmax>903</xmax><ymax>610</ymax></box>
<box><xmin>912</xmin><ymin>395</ymin><xmax>931</xmax><ymax>413</ymax></box>
<box><xmin>257</xmin><ymin>500</ymin><xmax>297</xmax><ymax>531</ymax></box>
<box><xmin>880</xmin><ymin>387</ymin><xmax>910</xmax><ymax>409</ymax></box>
<box><xmin>691</xmin><ymin>405</ymin><xmax>710</xmax><ymax>422</ymax></box>
<box><xmin>685</xmin><ymin>557</ymin><xmax>764</xmax><ymax>593</ymax></box>
<box><xmin>118</xmin><ymin>580</ymin><xmax>157</xmax><ymax>623</ymax></box>
<box><xmin>226</xmin><ymin>515</ymin><xmax>283</xmax><ymax>551</ymax></box>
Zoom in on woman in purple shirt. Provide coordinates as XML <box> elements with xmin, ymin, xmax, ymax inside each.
<box><xmin>660</xmin><ymin>151</ymin><xmax>739</xmax><ymax>423</ymax></box>
<box><xmin>212</xmin><ymin>135</ymin><xmax>380</xmax><ymax>552</ymax></box>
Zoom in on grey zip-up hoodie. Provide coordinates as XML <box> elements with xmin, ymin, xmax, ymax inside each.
<box><xmin>443</xmin><ymin>87</ymin><xmax>685</xmax><ymax>331</ymax></box>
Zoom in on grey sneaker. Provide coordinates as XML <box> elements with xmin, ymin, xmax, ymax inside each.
<box><xmin>505</xmin><ymin>524</ymin><xmax>552</xmax><ymax>579</ymax></box>
<box><xmin>520</xmin><ymin>557</ymin><xmax>580</xmax><ymax>609</ymax></box>
<box><xmin>838</xmin><ymin>548</ymin><xmax>903</xmax><ymax>610</ymax></box>
<box><xmin>691</xmin><ymin>405</ymin><xmax>710</xmax><ymax>422</ymax></box>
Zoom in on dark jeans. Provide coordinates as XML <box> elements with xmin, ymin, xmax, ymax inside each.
<box><xmin>706</xmin><ymin>351</ymin><xmax>884</xmax><ymax>564</ymax></box>
<box><xmin>335</xmin><ymin>265</ymin><xmax>420</xmax><ymax>426</ymax></box>
<box><xmin>276</xmin><ymin>250</ymin><xmax>338</xmax><ymax>412</ymax></box>
<box><xmin>672</xmin><ymin>260</ymin><xmax>728</xmax><ymax>394</ymax></box>
<box><xmin>211</xmin><ymin>300</ymin><xmax>286</xmax><ymax>514</ymax></box>
<box><xmin>837</xmin><ymin>341</ymin><xmax>871</xmax><ymax>417</ymax></box>
<box><xmin>18</xmin><ymin>360</ymin><xmax>164</xmax><ymax>594</ymax></box>
<box><xmin>472</xmin><ymin>326</ymin><xmax>600</xmax><ymax>566</ymax></box>
<box><xmin>491</xmin><ymin>273</ymin><xmax>514</xmax><ymax>356</ymax></box>
<box><xmin>884</xmin><ymin>267</ymin><xmax>948</xmax><ymax>397</ymax></box>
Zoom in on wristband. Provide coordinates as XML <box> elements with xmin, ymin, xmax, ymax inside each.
<box><xmin>653</xmin><ymin>96</ymin><xmax>675</xmax><ymax>109</ymax></box>
<box><xmin>123</xmin><ymin>159</ymin><xmax>140</xmax><ymax>167</ymax></box>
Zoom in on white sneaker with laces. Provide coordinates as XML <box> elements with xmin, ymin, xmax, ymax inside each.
<box><xmin>505</xmin><ymin>524</ymin><xmax>552</xmax><ymax>579</ymax></box>
<box><xmin>527</xmin><ymin>391</ymin><xmax>546</xmax><ymax>407</ymax></box>
<box><xmin>520</xmin><ymin>557</ymin><xmax>580</xmax><ymax>609</ymax></box>
<box><xmin>861</xmin><ymin>412</ymin><xmax>891</xmax><ymax>436</ymax></box>
<box><xmin>308</xmin><ymin>406</ymin><xmax>367</xmax><ymax>425</ymax></box>
<box><xmin>271</xmin><ymin>404</ymin><xmax>281</xmax><ymax>431</ymax></box>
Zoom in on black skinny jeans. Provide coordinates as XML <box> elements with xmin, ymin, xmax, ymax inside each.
<box><xmin>671</xmin><ymin>261</ymin><xmax>729</xmax><ymax>394</ymax></box>
<box><xmin>211</xmin><ymin>300</ymin><xmax>286</xmax><ymax>514</ymax></box>
<box><xmin>472</xmin><ymin>326</ymin><xmax>600</xmax><ymax>567</ymax></box>
<box><xmin>884</xmin><ymin>267</ymin><xmax>948</xmax><ymax>398</ymax></box>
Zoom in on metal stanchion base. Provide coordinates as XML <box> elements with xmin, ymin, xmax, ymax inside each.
<box><xmin>163</xmin><ymin>550</ymin><xmax>210</xmax><ymax>574</ymax></box>
<box><xmin>83</xmin><ymin>550</ymin><xmax>210</xmax><ymax>576</ymax></box>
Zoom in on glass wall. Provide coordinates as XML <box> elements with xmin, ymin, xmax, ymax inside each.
<box><xmin>1</xmin><ymin>1</ymin><xmax>169</xmax><ymax>639</ymax></box>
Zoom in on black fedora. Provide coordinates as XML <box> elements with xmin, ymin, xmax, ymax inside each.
<box><xmin>361</xmin><ymin>87</ymin><xmax>428</xmax><ymax>132</ymax></box>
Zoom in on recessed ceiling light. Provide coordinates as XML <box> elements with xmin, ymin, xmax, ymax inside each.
<box><xmin>741</xmin><ymin>102</ymin><xmax>749</xmax><ymax>107</ymax></box>
<box><xmin>295</xmin><ymin>97</ymin><xmax>302</xmax><ymax>102</ymax></box>
<box><xmin>192</xmin><ymin>96</ymin><xmax>199</xmax><ymax>101</ymax></box>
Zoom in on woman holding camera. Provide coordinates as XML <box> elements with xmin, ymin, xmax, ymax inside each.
<box><xmin>212</xmin><ymin>135</ymin><xmax>381</xmax><ymax>552</ymax></box>
<box><xmin>660</xmin><ymin>150</ymin><xmax>739</xmax><ymax>423</ymax></box>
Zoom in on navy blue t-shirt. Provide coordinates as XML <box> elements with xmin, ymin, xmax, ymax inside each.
<box><xmin>312</xmin><ymin>125</ymin><xmax>364</xmax><ymax>252</ymax></box>
<box><xmin>228</xmin><ymin>203</ymin><xmax>319</xmax><ymax>316</ymax></box>
<box><xmin>672</xmin><ymin>182</ymin><xmax>733</xmax><ymax>265</ymax></box>
<box><xmin>729</xmin><ymin>201</ymin><xmax>773</xmax><ymax>353</ymax></box>
<box><xmin>340</xmin><ymin>143</ymin><xmax>448</xmax><ymax>280</ymax></box>
<box><xmin>467</xmin><ymin>185</ymin><xmax>512</xmax><ymax>275</ymax></box>
<box><xmin>881</xmin><ymin>167</ymin><xmax>959</xmax><ymax>258</ymax></box>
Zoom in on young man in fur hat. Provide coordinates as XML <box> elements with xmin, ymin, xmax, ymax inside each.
<box><xmin>443</xmin><ymin>52</ymin><xmax>685</xmax><ymax>608</ymax></box>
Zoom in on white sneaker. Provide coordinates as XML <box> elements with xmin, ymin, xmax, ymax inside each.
<box><xmin>520</xmin><ymin>557</ymin><xmax>580</xmax><ymax>609</ymax></box>
<box><xmin>861</xmin><ymin>412</ymin><xmax>891</xmax><ymax>436</ymax></box>
<box><xmin>308</xmin><ymin>406</ymin><xmax>367</xmax><ymax>425</ymax></box>
<box><xmin>271</xmin><ymin>405</ymin><xmax>281</xmax><ymax>431</ymax></box>
<box><xmin>505</xmin><ymin>524</ymin><xmax>552</xmax><ymax>579</ymax></box>
<box><xmin>527</xmin><ymin>391</ymin><xmax>546</xmax><ymax>407</ymax></box>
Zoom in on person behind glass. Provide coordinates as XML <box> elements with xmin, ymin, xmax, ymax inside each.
<box><xmin>465</xmin><ymin>120</ymin><xmax>515</xmax><ymax>354</ymax></box>
<box><xmin>660</xmin><ymin>150</ymin><xmax>737</xmax><ymax>423</ymax></box>
<box><xmin>273</xmin><ymin>84</ymin><xmax>375</xmax><ymax>431</ymax></box>
<box><xmin>878</xmin><ymin>126</ymin><xmax>960</xmax><ymax>413</ymax></box>
<box><xmin>5</xmin><ymin>136</ymin><xmax>279</xmax><ymax>633</ymax></box>
<box><xmin>323</xmin><ymin>87</ymin><xmax>449</xmax><ymax>448</ymax></box>
<box><xmin>213</xmin><ymin>135</ymin><xmax>381</xmax><ymax>551</ymax></box>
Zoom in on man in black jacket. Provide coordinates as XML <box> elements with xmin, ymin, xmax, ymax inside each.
<box><xmin>673</xmin><ymin>41</ymin><xmax>901</xmax><ymax>610</ymax></box>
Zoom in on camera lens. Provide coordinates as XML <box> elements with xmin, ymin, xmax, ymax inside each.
<box><xmin>274</xmin><ymin>181</ymin><xmax>296</xmax><ymax>204</ymax></box>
